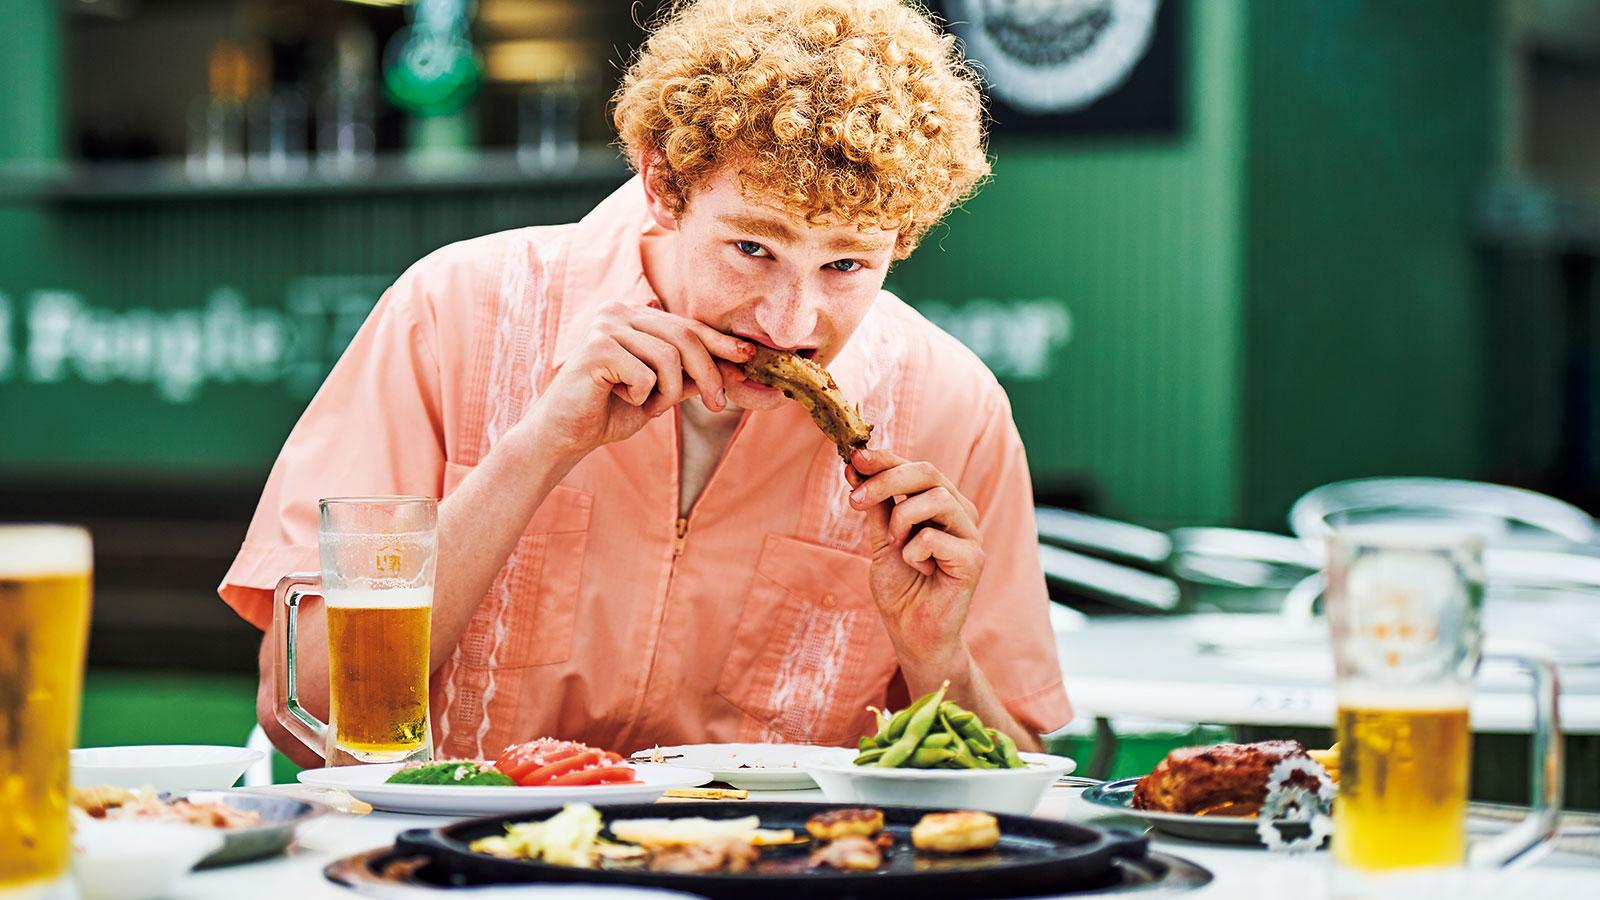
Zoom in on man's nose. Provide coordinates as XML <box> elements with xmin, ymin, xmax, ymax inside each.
<box><xmin>756</xmin><ymin>281</ymin><xmax>821</xmax><ymax>349</ymax></box>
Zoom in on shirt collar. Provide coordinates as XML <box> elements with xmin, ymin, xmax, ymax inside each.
<box><xmin>554</xmin><ymin>175</ymin><xmax>658</xmax><ymax>365</ymax></box>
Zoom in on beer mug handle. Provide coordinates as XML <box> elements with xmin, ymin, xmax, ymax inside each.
<box><xmin>1469</xmin><ymin>653</ymin><xmax>1564</xmax><ymax>867</ymax></box>
<box><xmin>273</xmin><ymin>572</ymin><xmax>329</xmax><ymax>757</ymax></box>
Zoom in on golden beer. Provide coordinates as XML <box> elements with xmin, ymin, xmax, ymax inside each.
<box><xmin>1334</xmin><ymin>705</ymin><xmax>1471</xmax><ymax>869</ymax></box>
<box><xmin>0</xmin><ymin>528</ymin><xmax>91</xmax><ymax>892</ymax></box>
<box><xmin>325</xmin><ymin>588</ymin><xmax>430</xmax><ymax>759</ymax></box>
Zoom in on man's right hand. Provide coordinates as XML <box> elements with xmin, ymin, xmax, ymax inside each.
<box><xmin>527</xmin><ymin>300</ymin><xmax>756</xmax><ymax>460</ymax></box>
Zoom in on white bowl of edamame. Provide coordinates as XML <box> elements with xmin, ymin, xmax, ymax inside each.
<box><xmin>803</xmin><ymin>747</ymin><xmax>1077</xmax><ymax>816</ymax></box>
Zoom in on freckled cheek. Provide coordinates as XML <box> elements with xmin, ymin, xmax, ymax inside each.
<box><xmin>683</xmin><ymin>257</ymin><xmax>759</xmax><ymax>322</ymax></box>
<box><xmin>821</xmin><ymin>284</ymin><xmax>880</xmax><ymax>332</ymax></box>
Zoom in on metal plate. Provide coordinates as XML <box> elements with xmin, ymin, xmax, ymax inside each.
<box><xmin>326</xmin><ymin>830</ymin><xmax>1213</xmax><ymax>897</ymax></box>
<box><xmin>386</xmin><ymin>801</ymin><xmax>1154</xmax><ymax>899</ymax></box>
<box><xmin>164</xmin><ymin>790</ymin><xmax>329</xmax><ymax>867</ymax></box>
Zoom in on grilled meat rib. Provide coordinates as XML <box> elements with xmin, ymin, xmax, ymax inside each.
<box><xmin>742</xmin><ymin>347</ymin><xmax>873</xmax><ymax>463</ymax></box>
<box><xmin>1131</xmin><ymin>740</ymin><xmax>1310</xmax><ymax>817</ymax></box>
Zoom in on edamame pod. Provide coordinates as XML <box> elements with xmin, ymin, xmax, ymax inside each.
<box><xmin>853</xmin><ymin>747</ymin><xmax>887</xmax><ymax>766</ymax></box>
<box><xmin>991</xmin><ymin>728</ymin><xmax>1026</xmax><ymax>768</ymax></box>
<box><xmin>883</xmin><ymin>692</ymin><xmax>934</xmax><ymax>742</ymax></box>
<box><xmin>876</xmin><ymin>681</ymin><xmax>948</xmax><ymax>767</ymax></box>
<box><xmin>906</xmin><ymin>746</ymin><xmax>955</xmax><ymax>767</ymax></box>
<box><xmin>938</xmin><ymin>716</ymin><xmax>993</xmax><ymax>769</ymax></box>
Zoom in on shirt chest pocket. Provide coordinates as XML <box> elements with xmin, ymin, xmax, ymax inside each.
<box><xmin>715</xmin><ymin>535</ymin><xmax>899</xmax><ymax>745</ymax></box>
<box><xmin>445</xmin><ymin>462</ymin><xmax>592</xmax><ymax>670</ymax></box>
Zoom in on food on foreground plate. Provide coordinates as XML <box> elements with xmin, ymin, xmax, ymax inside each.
<box><xmin>661</xmin><ymin>787</ymin><xmax>750</xmax><ymax>800</ymax></box>
<box><xmin>1306</xmin><ymin>743</ymin><xmax>1341</xmax><ymax>785</ymax></box>
<box><xmin>809</xmin><ymin>834</ymin><xmax>884</xmax><ymax>871</ymax></box>
<box><xmin>649</xmin><ymin>838</ymin><xmax>761</xmax><ymax>874</ymax></box>
<box><xmin>805</xmin><ymin>807</ymin><xmax>885</xmax><ymax>841</ymax></box>
<box><xmin>854</xmin><ymin>682</ymin><xmax>1026</xmax><ymax>769</ymax></box>
<box><xmin>911</xmin><ymin>811</ymin><xmax>1002</xmax><ymax>854</ymax></box>
<box><xmin>70</xmin><ymin>785</ymin><xmax>264</xmax><ymax>829</ymax></box>
<box><xmin>1131</xmin><ymin>740</ymin><xmax>1336</xmax><ymax>817</ymax></box>
<box><xmin>385</xmin><ymin>761</ymin><xmax>515</xmax><ymax>786</ymax></box>
<box><xmin>495</xmin><ymin>738</ymin><xmax>640</xmax><ymax>787</ymax></box>
<box><xmin>471</xmin><ymin>802</ymin><xmax>612</xmax><ymax>867</ymax></box>
<box><xmin>465</xmin><ymin>803</ymin><xmax>1005</xmax><ymax>875</ymax></box>
<box><xmin>742</xmin><ymin>346</ymin><xmax>872</xmax><ymax>463</ymax></box>
<box><xmin>378</xmin><ymin>738</ymin><xmax>640</xmax><ymax>788</ymax></box>
<box><xmin>806</xmin><ymin>808</ymin><xmax>891</xmax><ymax>871</ymax></box>
<box><xmin>609</xmin><ymin>814</ymin><xmax>795</xmax><ymax>848</ymax></box>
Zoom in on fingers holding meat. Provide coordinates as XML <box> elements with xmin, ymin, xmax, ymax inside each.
<box><xmin>533</xmin><ymin>302</ymin><xmax>756</xmax><ymax>458</ymax></box>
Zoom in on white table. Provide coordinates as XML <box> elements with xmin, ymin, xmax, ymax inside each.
<box><xmin>172</xmin><ymin>784</ymin><xmax>1600</xmax><ymax>899</ymax></box>
<box><xmin>1056</xmin><ymin>614</ymin><xmax>1600</xmax><ymax>733</ymax></box>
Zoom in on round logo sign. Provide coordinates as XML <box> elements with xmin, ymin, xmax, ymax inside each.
<box><xmin>945</xmin><ymin>0</ymin><xmax>1162</xmax><ymax>115</ymax></box>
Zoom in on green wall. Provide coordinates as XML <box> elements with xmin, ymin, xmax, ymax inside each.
<box><xmin>1</xmin><ymin>0</ymin><xmax>1504</xmax><ymax>533</ymax></box>
<box><xmin>891</xmin><ymin>0</ymin><xmax>1247</xmax><ymax>525</ymax></box>
<box><xmin>1240</xmin><ymin>0</ymin><xmax>1497</xmax><ymax>527</ymax></box>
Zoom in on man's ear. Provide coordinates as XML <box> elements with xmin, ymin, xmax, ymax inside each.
<box><xmin>638</xmin><ymin>155</ymin><xmax>680</xmax><ymax>232</ymax></box>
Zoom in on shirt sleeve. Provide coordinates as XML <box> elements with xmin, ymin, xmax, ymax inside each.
<box><xmin>217</xmin><ymin>270</ymin><xmax>447</xmax><ymax>631</ymax></box>
<box><xmin>957</xmin><ymin>391</ymin><xmax>1073</xmax><ymax>736</ymax></box>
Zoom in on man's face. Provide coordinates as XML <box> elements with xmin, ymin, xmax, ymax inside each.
<box><xmin>646</xmin><ymin>167</ymin><xmax>898</xmax><ymax>411</ymax></box>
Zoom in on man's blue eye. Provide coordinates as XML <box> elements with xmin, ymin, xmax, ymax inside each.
<box><xmin>827</xmin><ymin>259</ymin><xmax>862</xmax><ymax>273</ymax></box>
<box><xmin>736</xmin><ymin>240</ymin><xmax>768</xmax><ymax>257</ymax></box>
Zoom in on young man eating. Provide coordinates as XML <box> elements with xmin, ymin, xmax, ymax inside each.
<box><xmin>221</xmin><ymin>0</ymin><xmax>1070</xmax><ymax>767</ymax></box>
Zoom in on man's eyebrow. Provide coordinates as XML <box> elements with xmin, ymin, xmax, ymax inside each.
<box><xmin>716</xmin><ymin>213</ymin><xmax>798</xmax><ymax>242</ymax></box>
<box><xmin>827</xmin><ymin>234</ymin><xmax>894</xmax><ymax>254</ymax></box>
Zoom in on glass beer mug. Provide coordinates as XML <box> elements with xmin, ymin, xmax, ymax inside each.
<box><xmin>274</xmin><ymin>497</ymin><xmax>436</xmax><ymax>766</ymax></box>
<box><xmin>0</xmin><ymin>526</ymin><xmax>92</xmax><ymax>899</ymax></box>
<box><xmin>1326</xmin><ymin>526</ymin><xmax>1562</xmax><ymax>871</ymax></box>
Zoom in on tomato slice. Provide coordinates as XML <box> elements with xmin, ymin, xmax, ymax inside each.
<box><xmin>521</xmin><ymin>749</ymin><xmax>605</xmax><ymax>786</ymax></box>
<box><xmin>492</xmin><ymin>739</ymin><xmax>637</xmax><ymax>787</ymax></box>
<box><xmin>495</xmin><ymin>739</ymin><xmax>585</xmax><ymax>784</ymax></box>
<box><xmin>545</xmin><ymin>765</ymin><xmax>639</xmax><ymax>786</ymax></box>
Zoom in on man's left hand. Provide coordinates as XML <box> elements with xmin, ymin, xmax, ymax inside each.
<box><xmin>847</xmin><ymin>448</ymin><xmax>983</xmax><ymax>672</ymax></box>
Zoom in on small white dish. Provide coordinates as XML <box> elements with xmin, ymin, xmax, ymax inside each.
<box><xmin>71</xmin><ymin>745</ymin><xmax>265</xmax><ymax>792</ymax></box>
<box><xmin>804</xmin><ymin>747</ymin><xmax>1077</xmax><ymax>816</ymax></box>
<box><xmin>73</xmin><ymin>818</ymin><xmax>224</xmax><ymax>900</ymax></box>
<box><xmin>297</xmin><ymin>762</ymin><xmax>713</xmax><ymax>815</ymax></box>
<box><xmin>634</xmin><ymin>743</ymin><xmax>821</xmax><ymax>791</ymax></box>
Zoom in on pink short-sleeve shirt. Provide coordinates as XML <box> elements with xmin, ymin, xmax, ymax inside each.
<box><xmin>220</xmin><ymin>177</ymin><xmax>1071</xmax><ymax>758</ymax></box>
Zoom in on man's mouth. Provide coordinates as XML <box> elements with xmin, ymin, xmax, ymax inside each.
<box><xmin>734</xmin><ymin>333</ymin><xmax>819</xmax><ymax>360</ymax></box>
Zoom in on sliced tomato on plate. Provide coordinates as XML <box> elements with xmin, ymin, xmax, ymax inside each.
<box><xmin>546</xmin><ymin>765</ymin><xmax>640</xmax><ymax>786</ymax></box>
<box><xmin>493</xmin><ymin>738</ymin><xmax>638</xmax><ymax>787</ymax></box>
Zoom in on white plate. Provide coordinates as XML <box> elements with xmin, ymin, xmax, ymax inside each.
<box><xmin>71</xmin><ymin>745</ymin><xmax>265</xmax><ymax>792</ymax></box>
<box><xmin>297</xmin><ymin>763</ymin><xmax>713</xmax><ymax>815</ymax></box>
<box><xmin>804</xmin><ymin>748</ymin><xmax>1077</xmax><ymax>816</ymax></box>
<box><xmin>633</xmin><ymin>743</ymin><xmax>822</xmax><ymax>791</ymax></box>
<box><xmin>73</xmin><ymin>819</ymin><xmax>225</xmax><ymax>900</ymax></box>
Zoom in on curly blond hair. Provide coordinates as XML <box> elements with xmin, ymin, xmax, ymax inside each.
<box><xmin>613</xmin><ymin>0</ymin><xmax>990</xmax><ymax>258</ymax></box>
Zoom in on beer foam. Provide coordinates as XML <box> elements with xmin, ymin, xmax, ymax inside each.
<box><xmin>1337</xmin><ymin>683</ymin><xmax>1471</xmax><ymax>710</ymax></box>
<box><xmin>324</xmin><ymin>587</ymin><xmax>433</xmax><ymax>609</ymax></box>
<box><xmin>0</xmin><ymin>525</ymin><xmax>92</xmax><ymax>577</ymax></box>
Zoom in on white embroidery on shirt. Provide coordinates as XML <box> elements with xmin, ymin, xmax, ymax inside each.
<box><xmin>440</xmin><ymin>233</ymin><xmax>555</xmax><ymax>757</ymax></box>
<box><xmin>761</xmin><ymin>607</ymin><xmax>856</xmax><ymax>741</ymax></box>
